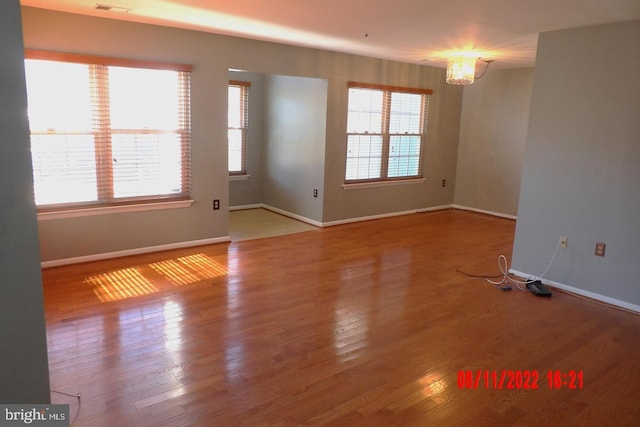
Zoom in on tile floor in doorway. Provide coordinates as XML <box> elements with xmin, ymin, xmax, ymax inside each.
<box><xmin>228</xmin><ymin>208</ymin><xmax>319</xmax><ymax>242</ymax></box>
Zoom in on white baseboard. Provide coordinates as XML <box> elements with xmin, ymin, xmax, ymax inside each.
<box><xmin>416</xmin><ymin>204</ymin><xmax>453</xmax><ymax>213</ymax></box>
<box><xmin>452</xmin><ymin>204</ymin><xmax>517</xmax><ymax>220</ymax></box>
<box><xmin>46</xmin><ymin>205</ymin><xmax>511</xmax><ymax>268</ymax></box>
<box><xmin>41</xmin><ymin>236</ymin><xmax>230</xmax><ymax>268</ymax></box>
<box><xmin>322</xmin><ymin>209</ymin><xmax>419</xmax><ymax>227</ymax></box>
<box><xmin>232</xmin><ymin>203</ymin><xmax>512</xmax><ymax>228</ymax></box>
<box><xmin>321</xmin><ymin>205</ymin><xmax>453</xmax><ymax>227</ymax></box>
<box><xmin>262</xmin><ymin>205</ymin><xmax>323</xmax><ymax>228</ymax></box>
<box><xmin>509</xmin><ymin>269</ymin><xmax>640</xmax><ymax>313</ymax></box>
<box><xmin>229</xmin><ymin>204</ymin><xmax>263</xmax><ymax>211</ymax></box>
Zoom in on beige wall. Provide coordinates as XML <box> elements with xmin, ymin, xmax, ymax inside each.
<box><xmin>454</xmin><ymin>68</ymin><xmax>534</xmax><ymax>217</ymax></box>
<box><xmin>22</xmin><ymin>6</ymin><xmax>463</xmax><ymax>262</ymax></box>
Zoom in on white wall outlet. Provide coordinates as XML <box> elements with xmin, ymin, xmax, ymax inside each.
<box><xmin>559</xmin><ymin>236</ymin><xmax>568</xmax><ymax>249</ymax></box>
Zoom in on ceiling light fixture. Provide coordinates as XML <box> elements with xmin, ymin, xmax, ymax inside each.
<box><xmin>446</xmin><ymin>56</ymin><xmax>494</xmax><ymax>85</ymax></box>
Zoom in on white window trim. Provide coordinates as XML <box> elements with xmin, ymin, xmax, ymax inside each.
<box><xmin>37</xmin><ymin>199</ymin><xmax>194</xmax><ymax>221</ymax></box>
<box><xmin>229</xmin><ymin>174</ymin><xmax>251</xmax><ymax>181</ymax></box>
<box><xmin>343</xmin><ymin>178</ymin><xmax>425</xmax><ymax>190</ymax></box>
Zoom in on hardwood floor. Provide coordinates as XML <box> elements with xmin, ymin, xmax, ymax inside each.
<box><xmin>42</xmin><ymin>210</ymin><xmax>640</xmax><ymax>426</ymax></box>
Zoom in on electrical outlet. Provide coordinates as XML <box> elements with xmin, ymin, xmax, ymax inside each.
<box><xmin>595</xmin><ymin>242</ymin><xmax>606</xmax><ymax>257</ymax></box>
<box><xmin>313</xmin><ymin>189</ymin><xmax>318</xmax><ymax>198</ymax></box>
<box><xmin>559</xmin><ymin>236</ymin><xmax>568</xmax><ymax>249</ymax></box>
<box><xmin>441</xmin><ymin>179</ymin><xmax>447</xmax><ymax>187</ymax></box>
<box><xmin>213</xmin><ymin>199</ymin><xmax>220</xmax><ymax>210</ymax></box>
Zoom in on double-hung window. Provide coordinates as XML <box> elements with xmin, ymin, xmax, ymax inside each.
<box><xmin>24</xmin><ymin>50</ymin><xmax>192</xmax><ymax>210</ymax></box>
<box><xmin>345</xmin><ymin>82</ymin><xmax>431</xmax><ymax>183</ymax></box>
<box><xmin>228</xmin><ymin>80</ymin><xmax>250</xmax><ymax>175</ymax></box>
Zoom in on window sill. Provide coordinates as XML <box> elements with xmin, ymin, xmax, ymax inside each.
<box><xmin>343</xmin><ymin>178</ymin><xmax>425</xmax><ymax>190</ymax></box>
<box><xmin>229</xmin><ymin>174</ymin><xmax>251</xmax><ymax>181</ymax></box>
<box><xmin>37</xmin><ymin>199</ymin><xmax>194</xmax><ymax>221</ymax></box>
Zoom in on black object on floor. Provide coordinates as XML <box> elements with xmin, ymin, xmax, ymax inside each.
<box><xmin>526</xmin><ymin>280</ymin><xmax>552</xmax><ymax>297</ymax></box>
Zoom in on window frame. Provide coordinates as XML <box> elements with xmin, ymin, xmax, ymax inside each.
<box><xmin>344</xmin><ymin>81</ymin><xmax>432</xmax><ymax>184</ymax></box>
<box><xmin>24</xmin><ymin>49</ymin><xmax>193</xmax><ymax>213</ymax></box>
<box><xmin>228</xmin><ymin>80</ymin><xmax>250</xmax><ymax>176</ymax></box>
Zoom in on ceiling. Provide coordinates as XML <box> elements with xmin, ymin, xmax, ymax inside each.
<box><xmin>21</xmin><ymin>0</ymin><xmax>640</xmax><ymax>69</ymax></box>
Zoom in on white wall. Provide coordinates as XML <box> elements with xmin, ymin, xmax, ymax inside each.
<box><xmin>512</xmin><ymin>20</ymin><xmax>640</xmax><ymax>309</ymax></box>
<box><xmin>454</xmin><ymin>68</ymin><xmax>534</xmax><ymax>217</ymax></box>
<box><xmin>0</xmin><ymin>0</ymin><xmax>51</xmax><ymax>403</ymax></box>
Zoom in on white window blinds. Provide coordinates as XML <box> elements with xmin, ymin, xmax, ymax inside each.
<box><xmin>228</xmin><ymin>80</ymin><xmax>250</xmax><ymax>175</ymax></box>
<box><xmin>345</xmin><ymin>82</ymin><xmax>431</xmax><ymax>182</ymax></box>
<box><xmin>24</xmin><ymin>50</ymin><xmax>192</xmax><ymax>210</ymax></box>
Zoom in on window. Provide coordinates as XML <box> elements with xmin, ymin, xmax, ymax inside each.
<box><xmin>228</xmin><ymin>80</ymin><xmax>250</xmax><ymax>175</ymax></box>
<box><xmin>24</xmin><ymin>50</ymin><xmax>192</xmax><ymax>210</ymax></box>
<box><xmin>345</xmin><ymin>82</ymin><xmax>431</xmax><ymax>182</ymax></box>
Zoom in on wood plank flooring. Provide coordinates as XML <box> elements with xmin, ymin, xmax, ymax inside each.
<box><xmin>42</xmin><ymin>210</ymin><xmax>640</xmax><ymax>426</ymax></box>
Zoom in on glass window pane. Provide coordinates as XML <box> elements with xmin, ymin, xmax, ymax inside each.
<box><xmin>109</xmin><ymin>67</ymin><xmax>180</xmax><ymax>130</ymax></box>
<box><xmin>389</xmin><ymin>92</ymin><xmax>423</xmax><ymax>134</ymax></box>
<box><xmin>228</xmin><ymin>129</ymin><xmax>243</xmax><ymax>172</ymax></box>
<box><xmin>347</xmin><ymin>88</ymin><xmax>383</xmax><ymax>133</ymax></box>
<box><xmin>112</xmin><ymin>133</ymin><xmax>182</xmax><ymax>198</ymax></box>
<box><xmin>346</xmin><ymin>135</ymin><xmax>383</xmax><ymax>180</ymax></box>
<box><xmin>24</xmin><ymin>60</ymin><xmax>92</xmax><ymax>132</ymax></box>
<box><xmin>228</xmin><ymin>86</ymin><xmax>242</xmax><ymax>128</ymax></box>
<box><xmin>388</xmin><ymin>136</ymin><xmax>421</xmax><ymax>177</ymax></box>
<box><xmin>30</xmin><ymin>134</ymin><xmax>97</xmax><ymax>204</ymax></box>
